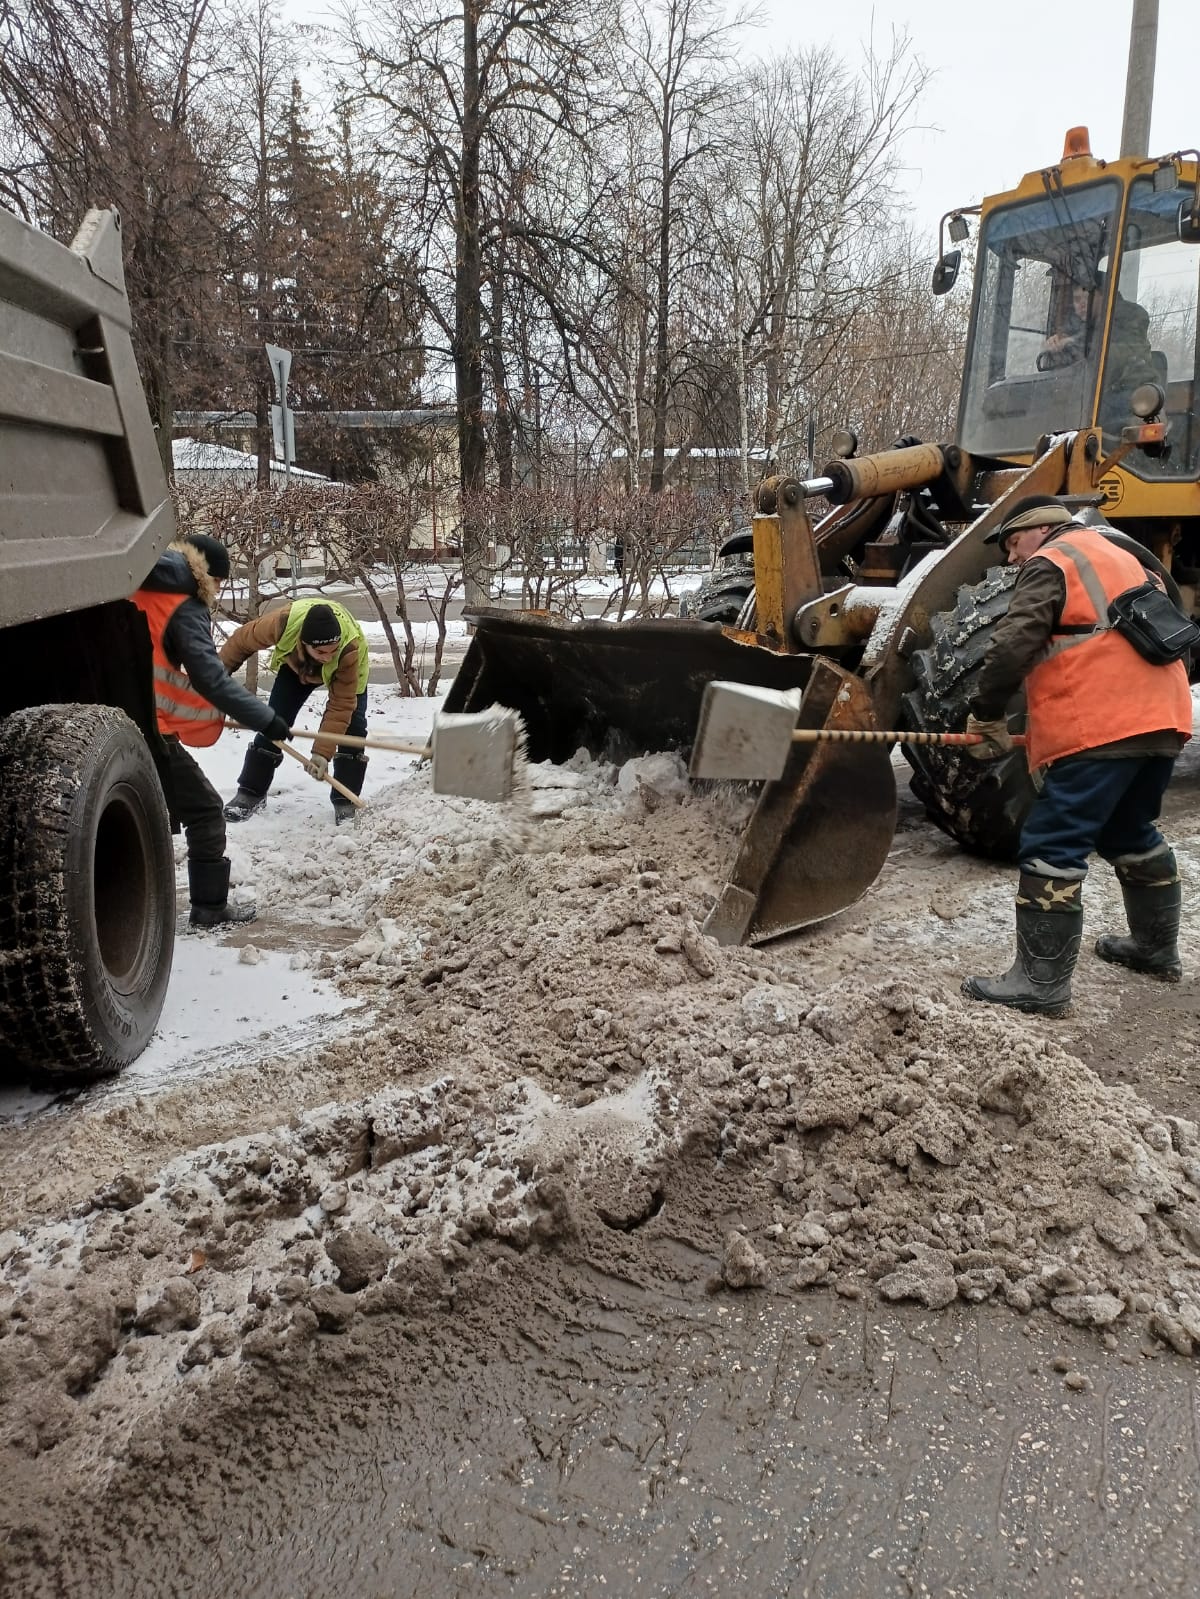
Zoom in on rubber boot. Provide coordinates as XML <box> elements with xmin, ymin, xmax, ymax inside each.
<box><xmin>1095</xmin><ymin>847</ymin><xmax>1182</xmax><ymax>982</ymax></box>
<box><xmin>224</xmin><ymin>744</ymin><xmax>282</xmax><ymax>822</ymax></box>
<box><xmin>188</xmin><ymin>858</ymin><xmax>257</xmax><ymax>928</ymax></box>
<box><xmin>962</xmin><ymin>871</ymin><xmax>1083</xmax><ymax>1018</ymax></box>
<box><xmin>331</xmin><ymin>751</ymin><xmax>367</xmax><ymax>825</ymax></box>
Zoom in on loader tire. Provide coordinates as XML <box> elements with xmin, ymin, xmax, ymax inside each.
<box><xmin>901</xmin><ymin>566</ymin><xmax>1037</xmax><ymax>859</ymax></box>
<box><xmin>682</xmin><ymin>556</ymin><xmax>756</xmax><ymax>625</ymax></box>
<box><xmin>0</xmin><ymin>704</ymin><xmax>175</xmax><ymax>1085</ymax></box>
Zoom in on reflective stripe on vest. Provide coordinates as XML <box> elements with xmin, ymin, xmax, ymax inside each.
<box><xmin>1023</xmin><ymin>529</ymin><xmax>1193</xmax><ymax>770</ymax></box>
<box><xmin>130</xmin><ymin>589</ymin><xmax>226</xmax><ymax>747</ymax></box>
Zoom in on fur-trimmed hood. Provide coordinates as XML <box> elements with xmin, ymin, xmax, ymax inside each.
<box><xmin>169</xmin><ymin>539</ymin><xmax>220</xmax><ymax>609</ymax></box>
<box><xmin>139</xmin><ymin>541</ymin><xmax>220</xmax><ymax>610</ymax></box>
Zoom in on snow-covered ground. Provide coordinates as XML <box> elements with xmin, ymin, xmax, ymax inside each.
<box><xmin>0</xmin><ymin>689</ymin><xmax>443</xmax><ymax>1127</ymax></box>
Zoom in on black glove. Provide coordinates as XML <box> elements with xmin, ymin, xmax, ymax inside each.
<box><xmin>265</xmin><ymin>713</ymin><xmax>292</xmax><ymax>743</ymax></box>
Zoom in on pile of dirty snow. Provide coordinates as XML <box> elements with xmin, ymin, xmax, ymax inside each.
<box><xmin>4</xmin><ymin>737</ymin><xmax>1200</xmax><ymax>1474</ymax></box>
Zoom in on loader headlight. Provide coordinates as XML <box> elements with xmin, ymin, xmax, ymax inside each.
<box><xmin>1130</xmin><ymin>382</ymin><xmax>1166</xmax><ymax>419</ymax></box>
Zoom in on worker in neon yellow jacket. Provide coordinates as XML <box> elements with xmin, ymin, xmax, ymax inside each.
<box><xmin>221</xmin><ymin>599</ymin><xmax>369</xmax><ymax>824</ymax></box>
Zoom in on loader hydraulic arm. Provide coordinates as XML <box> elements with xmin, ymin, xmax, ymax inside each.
<box><xmin>751</xmin><ymin>444</ymin><xmax>973</xmax><ymax>651</ymax></box>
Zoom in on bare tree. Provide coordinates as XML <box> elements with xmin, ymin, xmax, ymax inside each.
<box><xmin>345</xmin><ymin>0</ymin><xmax>608</xmax><ymax>603</ymax></box>
<box><xmin>608</xmin><ymin>0</ymin><xmax>752</xmax><ymax>493</ymax></box>
<box><xmin>0</xmin><ymin>0</ymin><xmax>238</xmax><ymax>470</ymax></box>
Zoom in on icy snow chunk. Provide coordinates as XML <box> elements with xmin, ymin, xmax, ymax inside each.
<box><xmin>617</xmin><ymin>752</ymin><xmax>689</xmax><ymax>804</ymax></box>
<box><xmin>740</xmin><ymin>983</ymin><xmax>805</xmax><ymax>1035</ymax></box>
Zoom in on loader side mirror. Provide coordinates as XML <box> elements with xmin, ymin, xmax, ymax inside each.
<box><xmin>1177</xmin><ymin>198</ymin><xmax>1200</xmax><ymax>244</ymax></box>
<box><xmin>932</xmin><ymin>249</ymin><xmax>961</xmax><ymax>295</ymax></box>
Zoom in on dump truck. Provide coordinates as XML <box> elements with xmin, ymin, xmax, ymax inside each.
<box><xmin>446</xmin><ymin>128</ymin><xmax>1200</xmax><ymax>943</ymax></box>
<box><xmin>1</xmin><ymin>206</ymin><xmax>176</xmax><ymax>1082</ymax></box>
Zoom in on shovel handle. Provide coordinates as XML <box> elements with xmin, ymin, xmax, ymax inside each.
<box><xmin>232</xmin><ymin>724</ymin><xmax>430</xmax><ymax>758</ymax></box>
<box><xmin>790</xmin><ymin>728</ymin><xmax>1027</xmax><ymax>748</ymax></box>
<box><xmin>283</xmin><ymin>726</ymin><xmax>430</xmax><ymax>758</ymax></box>
<box><xmin>275</xmin><ymin>739</ymin><xmax>368</xmax><ymax>807</ymax></box>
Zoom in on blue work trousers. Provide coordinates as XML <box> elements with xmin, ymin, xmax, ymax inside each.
<box><xmin>249</xmin><ymin>664</ymin><xmax>368</xmax><ymax>755</ymax></box>
<box><xmin>1018</xmin><ymin>754</ymin><xmax>1176</xmax><ymax>876</ymax></box>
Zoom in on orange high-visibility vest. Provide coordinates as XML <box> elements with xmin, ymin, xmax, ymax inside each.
<box><xmin>1024</xmin><ymin>528</ymin><xmax>1193</xmax><ymax>769</ymax></box>
<box><xmin>130</xmin><ymin>589</ymin><xmax>225</xmax><ymax>747</ymax></box>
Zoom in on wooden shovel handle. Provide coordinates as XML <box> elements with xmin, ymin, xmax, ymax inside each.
<box><xmin>231</xmin><ymin>724</ymin><xmax>429</xmax><ymax>758</ymax></box>
<box><xmin>790</xmin><ymin>728</ymin><xmax>1027</xmax><ymax>747</ymax></box>
<box><xmin>282</xmin><ymin>726</ymin><xmax>430</xmax><ymax>758</ymax></box>
<box><xmin>275</xmin><ymin>740</ymin><xmax>367</xmax><ymax>807</ymax></box>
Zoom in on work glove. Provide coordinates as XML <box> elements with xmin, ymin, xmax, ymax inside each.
<box><xmin>965</xmin><ymin>713</ymin><xmax>1013</xmax><ymax>762</ymax></box>
<box><xmin>304</xmin><ymin>753</ymin><xmax>330</xmax><ymax>782</ymax></box>
<box><xmin>265</xmin><ymin>713</ymin><xmax>292</xmax><ymax>743</ymax></box>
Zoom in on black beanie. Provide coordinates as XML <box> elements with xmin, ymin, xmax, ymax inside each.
<box><xmin>183</xmin><ymin>533</ymin><xmax>231</xmax><ymax>581</ymax></box>
<box><xmin>300</xmin><ymin>603</ymin><xmax>340</xmax><ymax>646</ymax></box>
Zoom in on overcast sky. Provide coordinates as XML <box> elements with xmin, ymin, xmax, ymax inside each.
<box><xmin>762</xmin><ymin>0</ymin><xmax>1193</xmax><ymax>243</ymax></box>
<box><xmin>291</xmin><ymin>0</ymin><xmax>1189</xmax><ymax>247</ymax></box>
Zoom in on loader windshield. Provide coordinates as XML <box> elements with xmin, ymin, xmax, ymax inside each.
<box><xmin>1101</xmin><ymin>176</ymin><xmax>1200</xmax><ymax>479</ymax></box>
<box><xmin>960</xmin><ymin>180</ymin><xmax>1120</xmax><ymax>457</ymax></box>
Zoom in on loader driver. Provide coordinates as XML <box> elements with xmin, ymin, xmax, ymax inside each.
<box><xmin>1038</xmin><ymin>282</ymin><xmax>1094</xmax><ymax>368</ymax></box>
<box><xmin>130</xmin><ymin>534</ymin><xmax>293</xmax><ymax>927</ymax></box>
<box><xmin>961</xmin><ymin>494</ymin><xmax>1191</xmax><ymax>1017</ymax></box>
<box><xmin>1038</xmin><ymin>274</ymin><xmax>1157</xmax><ymax>423</ymax></box>
<box><xmin>220</xmin><ymin>599</ymin><xmax>370</xmax><ymax>825</ymax></box>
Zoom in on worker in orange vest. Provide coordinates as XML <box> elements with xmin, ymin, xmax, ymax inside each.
<box><xmin>961</xmin><ymin>495</ymin><xmax>1192</xmax><ymax>1015</ymax></box>
<box><xmin>131</xmin><ymin>534</ymin><xmax>293</xmax><ymax>927</ymax></box>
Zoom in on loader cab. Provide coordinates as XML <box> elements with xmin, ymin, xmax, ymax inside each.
<box><xmin>956</xmin><ymin>152</ymin><xmax>1200</xmax><ymax>484</ymax></box>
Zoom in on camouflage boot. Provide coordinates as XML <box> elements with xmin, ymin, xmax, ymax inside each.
<box><xmin>1095</xmin><ymin>846</ymin><xmax>1182</xmax><ymax>982</ymax></box>
<box><xmin>962</xmin><ymin>870</ymin><xmax>1083</xmax><ymax>1018</ymax></box>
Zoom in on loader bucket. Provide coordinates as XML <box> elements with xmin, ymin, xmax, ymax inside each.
<box><xmin>701</xmin><ymin>656</ymin><xmax>897</xmax><ymax>945</ymax></box>
<box><xmin>446</xmin><ymin>609</ymin><xmax>897</xmax><ymax>943</ymax></box>
<box><xmin>446</xmin><ymin>608</ymin><xmax>821</xmax><ymax>760</ymax></box>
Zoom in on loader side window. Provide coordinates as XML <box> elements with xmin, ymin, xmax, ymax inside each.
<box><xmin>1102</xmin><ymin>177</ymin><xmax>1200</xmax><ymax>480</ymax></box>
<box><xmin>960</xmin><ymin>181</ymin><xmax>1120</xmax><ymax>458</ymax></box>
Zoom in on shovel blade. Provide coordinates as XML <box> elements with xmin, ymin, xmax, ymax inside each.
<box><xmin>431</xmin><ymin>707</ymin><xmax>522</xmax><ymax>802</ymax></box>
<box><xmin>689</xmin><ymin>680</ymin><xmax>804</xmax><ymax>782</ymax></box>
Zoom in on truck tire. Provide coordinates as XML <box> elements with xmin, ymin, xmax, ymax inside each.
<box><xmin>0</xmin><ymin>704</ymin><xmax>175</xmax><ymax>1083</ymax></box>
<box><xmin>901</xmin><ymin>566</ymin><xmax>1037</xmax><ymax>859</ymax></box>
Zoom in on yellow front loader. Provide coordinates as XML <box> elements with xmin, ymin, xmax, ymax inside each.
<box><xmin>446</xmin><ymin>129</ymin><xmax>1200</xmax><ymax>943</ymax></box>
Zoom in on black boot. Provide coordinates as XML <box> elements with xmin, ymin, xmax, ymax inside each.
<box><xmin>331</xmin><ymin>751</ymin><xmax>367</xmax><ymax>824</ymax></box>
<box><xmin>224</xmin><ymin>744</ymin><xmax>282</xmax><ymax>823</ymax></box>
<box><xmin>188</xmin><ymin>858</ymin><xmax>257</xmax><ymax>928</ymax></box>
<box><xmin>1096</xmin><ymin>847</ymin><xmax>1182</xmax><ymax>982</ymax></box>
<box><xmin>962</xmin><ymin>871</ymin><xmax>1083</xmax><ymax>1018</ymax></box>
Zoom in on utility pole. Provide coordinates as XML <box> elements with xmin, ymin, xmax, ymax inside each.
<box><xmin>1119</xmin><ymin>0</ymin><xmax>1158</xmax><ymax>160</ymax></box>
<box><xmin>265</xmin><ymin>342</ymin><xmax>297</xmax><ymax>594</ymax></box>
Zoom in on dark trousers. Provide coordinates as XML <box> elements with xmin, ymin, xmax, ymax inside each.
<box><xmin>162</xmin><ymin>735</ymin><xmax>225</xmax><ymax>863</ymax></box>
<box><xmin>239</xmin><ymin>665</ymin><xmax>368</xmax><ymax>794</ymax></box>
<box><xmin>1018</xmin><ymin>754</ymin><xmax>1176</xmax><ymax>876</ymax></box>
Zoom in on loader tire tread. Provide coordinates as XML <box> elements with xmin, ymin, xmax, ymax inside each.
<box><xmin>901</xmin><ymin>565</ymin><xmax>1036</xmax><ymax>860</ymax></box>
<box><xmin>684</xmin><ymin>557</ymin><xmax>756</xmax><ymax>626</ymax></box>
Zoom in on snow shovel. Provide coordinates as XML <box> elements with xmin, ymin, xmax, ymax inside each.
<box><xmin>689</xmin><ymin>680</ymin><xmax>1026</xmax><ymax>782</ymax></box>
<box><xmin>254</xmin><ymin>705</ymin><xmax>524</xmax><ymax>803</ymax></box>
<box><xmin>275</xmin><ymin>739</ymin><xmax>368</xmax><ymax>810</ymax></box>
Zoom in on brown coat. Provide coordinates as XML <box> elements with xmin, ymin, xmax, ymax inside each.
<box><xmin>970</xmin><ymin>536</ymin><xmax>1185</xmax><ymax>761</ymax></box>
<box><xmin>219</xmin><ymin>605</ymin><xmax>363</xmax><ymax>759</ymax></box>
